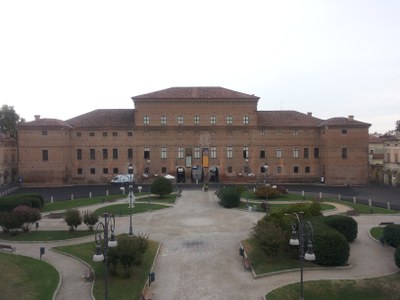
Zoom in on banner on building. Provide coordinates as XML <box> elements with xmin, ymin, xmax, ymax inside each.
<box><xmin>202</xmin><ymin>148</ymin><xmax>209</xmax><ymax>168</ymax></box>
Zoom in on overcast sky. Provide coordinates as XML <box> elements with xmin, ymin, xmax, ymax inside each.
<box><xmin>1</xmin><ymin>0</ymin><xmax>399</xmax><ymax>133</ymax></box>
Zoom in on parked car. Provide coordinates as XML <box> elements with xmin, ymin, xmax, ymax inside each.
<box><xmin>110</xmin><ymin>174</ymin><xmax>134</xmax><ymax>185</ymax></box>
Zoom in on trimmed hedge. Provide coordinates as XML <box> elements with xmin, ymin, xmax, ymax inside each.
<box><xmin>312</xmin><ymin>220</ymin><xmax>350</xmax><ymax>266</ymax></box>
<box><xmin>218</xmin><ymin>188</ymin><xmax>241</xmax><ymax>208</ymax></box>
<box><xmin>383</xmin><ymin>224</ymin><xmax>400</xmax><ymax>247</ymax></box>
<box><xmin>0</xmin><ymin>194</ymin><xmax>44</xmax><ymax>212</ymax></box>
<box><xmin>323</xmin><ymin>215</ymin><xmax>358</xmax><ymax>242</ymax></box>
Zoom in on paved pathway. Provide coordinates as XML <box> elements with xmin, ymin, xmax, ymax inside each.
<box><xmin>1</xmin><ymin>191</ymin><xmax>399</xmax><ymax>300</ymax></box>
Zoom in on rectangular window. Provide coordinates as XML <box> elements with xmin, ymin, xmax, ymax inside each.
<box><xmin>294</xmin><ymin>166</ymin><xmax>299</xmax><ymax>173</ymax></box>
<box><xmin>293</xmin><ymin>130</ymin><xmax>299</xmax><ymax>135</ymax></box>
<box><xmin>304</xmin><ymin>148</ymin><xmax>309</xmax><ymax>159</ymax></box>
<box><xmin>341</xmin><ymin>129</ymin><xmax>348</xmax><ymax>134</ymax></box>
<box><xmin>243</xmin><ymin>115</ymin><xmax>249</xmax><ymax>125</ymax></box>
<box><xmin>77</xmin><ymin>149</ymin><xmax>82</xmax><ymax>160</ymax></box>
<box><xmin>144</xmin><ymin>147</ymin><xmax>150</xmax><ymax>159</ymax></box>
<box><xmin>90</xmin><ymin>168</ymin><xmax>95</xmax><ymax>175</ymax></box>
<box><xmin>90</xmin><ymin>132</ymin><xmax>95</xmax><ymax>137</ymax></box>
<box><xmin>210</xmin><ymin>115</ymin><xmax>216</xmax><ymax>125</ymax></box>
<box><xmin>277</xmin><ymin>166</ymin><xmax>283</xmax><ymax>174</ymax></box>
<box><xmin>227</xmin><ymin>166</ymin><xmax>233</xmax><ymax>173</ymax></box>
<box><xmin>128</xmin><ymin>148</ymin><xmax>133</xmax><ymax>159</ymax></box>
<box><xmin>42</xmin><ymin>150</ymin><xmax>48</xmax><ymax>161</ymax></box>
<box><xmin>395</xmin><ymin>153</ymin><xmax>399</xmax><ymax>163</ymax></box>
<box><xmin>77</xmin><ymin>168</ymin><xmax>83</xmax><ymax>175</ymax></box>
<box><xmin>143</xmin><ymin>116</ymin><xmax>150</xmax><ymax>125</ymax></box>
<box><xmin>42</xmin><ymin>130</ymin><xmax>47</xmax><ymax>136</ymax></box>
<box><xmin>178</xmin><ymin>147</ymin><xmax>184</xmax><ymax>159</ymax></box>
<box><xmin>161</xmin><ymin>115</ymin><xmax>167</xmax><ymax>125</ymax></box>
<box><xmin>113</xmin><ymin>168</ymin><xmax>119</xmax><ymax>174</ymax></box>
<box><xmin>112</xmin><ymin>148</ymin><xmax>118</xmax><ymax>159</ymax></box>
<box><xmin>227</xmin><ymin>146</ymin><xmax>233</xmax><ymax>159</ymax></box>
<box><xmin>305</xmin><ymin>166</ymin><xmax>311</xmax><ymax>173</ymax></box>
<box><xmin>90</xmin><ymin>149</ymin><xmax>96</xmax><ymax>160</ymax></box>
<box><xmin>276</xmin><ymin>148</ymin><xmax>282</xmax><ymax>158</ymax></box>
<box><xmin>194</xmin><ymin>147</ymin><xmax>200</xmax><ymax>159</ymax></box>
<box><xmin>342</xmin><ymin>147</ymin><xmax>348</xmax><ymax>159</ymax></box>
<box><xmin>194</xmin><ymin>115</ymin><xmax>200</xmax><ymax>125</ymax></box>
<box><xmin>161</xmin><ymin>167</ymin><xmax>167</xmax><ymax>174</ymax></box>
<box><xmin>243</xmin><ymin>146</ymin><xmax>249</xmax><ymax>159</ymax></box>
<box><xmin>76</xmin><ymin>132</ymin><xmax>82</xmax><ymax>137</ymax></box>
<box><xmin>293</xmin><ymin>148</ymin><xmax>299</xmax><ymax>158</ymax></box>
<box><xmin>102</xmin><ymin>132</ymin><xmax>108</xmax><ymax>137</ymax></box>
<box><xmin>103</xmin><ymin>168</ymin><xmax>108</xmax><ymax>174</ymax></box>
<box><xmin>210</xmin><ymin>146</ymin><xmax>217</xmax><ymax>159</ymax></box>
<box><xmin>112</xmin><ymin>132</ymin><xmax>118</xmax><ymax>137</ymax></box>
<box><xmin>177</xmin><ymin>115</ymin><xmax>184</xmax><ymax>125</ymax></box>
<box><xmin>314</xmin><ymin>148</ymin><xmax>319</xmax><ymax>159</ymax></box>
<box><xmin>260</xmin><ymin>148</ymin><xmax>265</xmax><ymax>159</ymax></box>
<box><xmin>227</xmin><ymin>115</ymin><xmax>233</xmax><ymax>125</ymax></box>
<box><xmin>103</xmin><ymin>149</ymin><xmax>108</xmax><ymax>159</ymax></box>
<box><xmin>161</xmin><ymin>147</ymin><xmax>167</xmax><ymax>159</ymax></box>
<box><xmin>127</xmin><ymin>131</ymin><xmax>133</xmax><ymax>137</ymax></box>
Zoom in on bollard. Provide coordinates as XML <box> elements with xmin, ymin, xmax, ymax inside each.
<box><xmin>387</xmin><ymin>202</ymin><xmax>391</xmax><ymax>210</ymax></box>
<box><xmin>71</xmin><ymin>194</ymin><xmax>74</xmax><ymax>200</ymax></box>
<box><xmin>302</xmin><ymin>191</ymin><xmax>305</xmax><ymax>201</ymax></box>
<box><xmin>319</xmin><ymin>192</ymin><xmax>322</xmax><ymax>200</ymax></box>
<box><xmin>338</xmin><ymin>194</ymin><xmax>341</xmax><ymax>201</ymax></box>
<box><xmin>368</xmin><ymin>199</ymin><xmax>372</xmax><ymax>207</ymax></box>
<box><xmin>40</xmin><ymin>247</ymin><xmax>45</xmax><ymax>260</ymax></box>
<box><xmin>89</xmin><ymin>192</ymin><xmax>92</xmax><ymax>198</ymax></box>
<box><xmin>106</xmin><ymin>190</ymin><xmax>109</xmax><ymax>196</ymax></box>
<box><xmin>353</xmin><ymin>196</ymin><xmax>356</xmax><ymax>204</ymax></box>
<box><xmin>51</xmin><ymin>196</ymin><xmax>54</xmax><ymax>203</ymax></box>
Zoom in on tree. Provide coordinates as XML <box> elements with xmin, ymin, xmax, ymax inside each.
<box><xmin>13</xmin><ymin>205</ymin><xmax>41</xmax><ymax>232</ymax></box>
<box><xmin>64</xmin><ymin>209</ymin><xmax>82</xmax><ymax>232</ymax></box>
<box><xmin>82</xmin><ymin>210</ymin><xmax>98</xmax><ymax>231</ymax></box>
<box><xmin>396</xmin><ymin>120</ymin><xmax>400</xmax><ymax>132</ymax></box>
<box><xmin>150</xmin><ymin>177</ymin><xmax>173</xmax><ymax>198</ymax></box>
<box><xmin>0</xmin><ymin>105</ymin><xmax>25</xmax><ymax>138</ymax></box>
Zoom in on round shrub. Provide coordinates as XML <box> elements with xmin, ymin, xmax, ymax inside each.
<box><xmin>219</xmin><ymin>188</ymin><xmax>240</xmax><ymax>208</ymax></box>
<box><xmin>323</xmin><ymin>215</ymin><xmax>358</xmax><ymax>242</ymax></box>
<box><xmin>395</xmin><ymin>245</ymin><xmax>400</xmax><ymax>269</ymax></box>
<box><xmin>251</xmin><ymin>218</ymin><xmax>287</xmax><ymax>256</ymax></box>
<box><xmin>312</xmin><ymin>221</ymin><xmax>350</xmax><ymax>266</ymax></box>
<box><xmin>383</xmin><ymin>225</ymin><xmax>400</xmax><ymax>247</ymax></box>
<box><xmin>255</xmin><ymin>185</ymin><xmax>280</xmax><ymax>199</ymax></box>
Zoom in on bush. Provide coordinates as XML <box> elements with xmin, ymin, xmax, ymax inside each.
<box><xmin>312</xmin><ymin>220</ymin><xmax>350</xmax><ymax>266</ymax></box>
<box><xmin>218</xmin><ymin>188</ymin><xmax>240</xmax><ymax>208</ymax></box>
<box><xmin>255</xmin><ymin>185</ymin><xmax>280</xmax><ymax>199</ymax></box>
<box><xmin>13</xmin><ymin>205</ymin><xmax>41</xmax><ymax>232</ymax></box>
<box><xmin>323</xmin><ymin>215</ymin><xmax>358</xmax><ymax>242</ymax></box>
<box><xmin>64</xmin><ymin>209</ymin><xmax>82</xmax><ymax>232</ymax></box>
<box><xmin>383</xmin><ymin>225</ymin><xmax>400</xmax><ymax>247</ymax></box>
<box><xmin>0</xmin><ymin>211</ymin><xmax>20</xmax><ymax>233</ymax></box>
<box><xmin>251</xmin><ymin>218</ymin><xmax>287</xmax><ymax>256</ymax></box>
<box><xmin>82</xmin><ymin>210</ymin><xmax>98</xmax><ymax>231</ymax></box>
<box><xmin>395</xmin><ymin>245</ymin><xmax>400</xmax><ymax>269</ymax></box>
<box><xmin>150</xmin><ymin>177</ymin><xmax>173</xmax><ymax>198</ymax></box>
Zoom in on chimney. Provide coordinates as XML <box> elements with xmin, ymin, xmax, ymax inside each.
<box><xmin>34</xmin><ymin>115</ymin><xmax>40</xmax><ymax>120</ymax></box>
<box><xmin>348</xmin><ymin>115</ymin><xmax>354</xmax><ymax>121</ymax></box>
<box><xmin>307</xmin><ymin>112</ymin><xmax>312</xmax><ymax>117</ymax></box>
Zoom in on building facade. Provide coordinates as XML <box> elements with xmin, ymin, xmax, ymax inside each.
<box><xmin>0</xmin><ymin>133</ymin><xmax>18</xmax><ymax>186</ymax></box>
<box><xmin>17</xmin><ymin>87</ymin><xmax>371</xmax><ymax>186</ymax></box>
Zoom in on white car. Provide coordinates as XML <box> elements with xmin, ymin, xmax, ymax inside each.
<box><xmin>110</xmin><ymin>174</ymin><xmax>134</xmax><ymax>185</ymax></box>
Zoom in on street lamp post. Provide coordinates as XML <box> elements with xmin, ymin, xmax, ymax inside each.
<box><xmin>93</xmin><ymin>212</ymin><xmax>118</xmax><ymax>300</ymax></box>
<box><xmin>288</xmin><ymin>211</ymin><xmax>316</xmax><ymax>300</ymax></box>
<box><xmin>264</xmin><ymin>163</ymin><xmax>269</xmax><ymax>213</ymax></box>
<box><xmin>128</xmin><ymin>164</ymin><xmax>135</xmax><ymax>236</ymax></box>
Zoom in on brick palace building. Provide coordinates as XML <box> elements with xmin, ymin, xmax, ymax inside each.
<box><xmin>17</xmin><ymin>87</ymin><xmax>371</xmax><ymax>186</ymax></box>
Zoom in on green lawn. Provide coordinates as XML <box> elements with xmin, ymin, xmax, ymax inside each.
<box><xmin>370</xmin><ymin>227</ymin><xmax>384</xmax><ymax>241</ymax></box>
<box><xmin>94</xmin><ymin>202</ymin><xmax>170</xmax><ymax>216</ymax></box>
<box><xmin>266</xmin><ymin>272</ymin><xmax>400</xmax><ymax>300</ymax></box>
<box><xmin>55</xmin><ymin>239</ymin><xmax>160</xmax><ymax>300</ymax></box>
<box><xmin>42</xmin><ymin>194</ymin><xmax>125</xmax><ymax>212</ymax></box>
<box><xmin>0</xmin><ymin>230</ymin><xmax>94</xmax><ymax>241</ymax></box>
<box><xmin>239</xmin><ymin>201</ymin><xmax>335</xmax><ymax>213</ymax></box>
<box><xmin>0</xmin><ymin>252</ymin><xmax>59</xmax><ymax>300</ymax></box>
<box><xmin>327</xmin><ymin>199</ymin><xmax>398</xmax><ymax>214</ymax></box>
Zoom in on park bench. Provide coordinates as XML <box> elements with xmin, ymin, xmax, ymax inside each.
<box><xmin>243</xmin><ymin>257</ymin><xmax>251</xmax><ymax>271</ymax></box>
<box><xmin>379</xmin><ymin>222</ymin><xmax>394</xmax><ymax>226</ymax></box>
<box><xmin>141</xmin><ymin>285</ymin><xmax>153</xmax><ymax>300</ymax></box>
<box><xmin>0</xmin><ymin>244</ymin><xmax>16</xmax><ymax>253</ymax></box>
<box><xmin>83</xmin><ymin>268</ymin><xmax>94</xmax><ymax>282</ymax></box>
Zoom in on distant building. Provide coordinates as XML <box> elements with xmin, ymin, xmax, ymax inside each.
<box><xmin>17</xmin><ymin>87</ymin><xmax>371</xmax><ymax>186</ymax></box>
<box><xmin>0</xmin><ymin>133</ymin><xmax>18</xmax><ymax>185</ymax></box>
<box><xmin>369</xmin><ymin>134</ymin><xmax>400</xmax><ymax>186</ymax></box>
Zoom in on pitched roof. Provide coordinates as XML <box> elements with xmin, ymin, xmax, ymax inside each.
<box><xmin>132</xmin><ymin>87</ymin><xmax>260</xmax><ymax>100</ymax></box>
<box><xmin>66</xmin><ymin>109</ymin><xmax>135</xmax><ymax>128</ymax></box>
<box><xmin>257</xmin><ymin>111</ymin><xmax>322</xmax><ymax>127</ymax></box>
<box><xmin>319</xmin><ymin>117</ymin><xmax>370</xmax><ymax>128</ymax></box>
<box><xmin>18</xmin><ymin>118</ymin><xmax>72</xmax><ymax>129</ymax></box>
